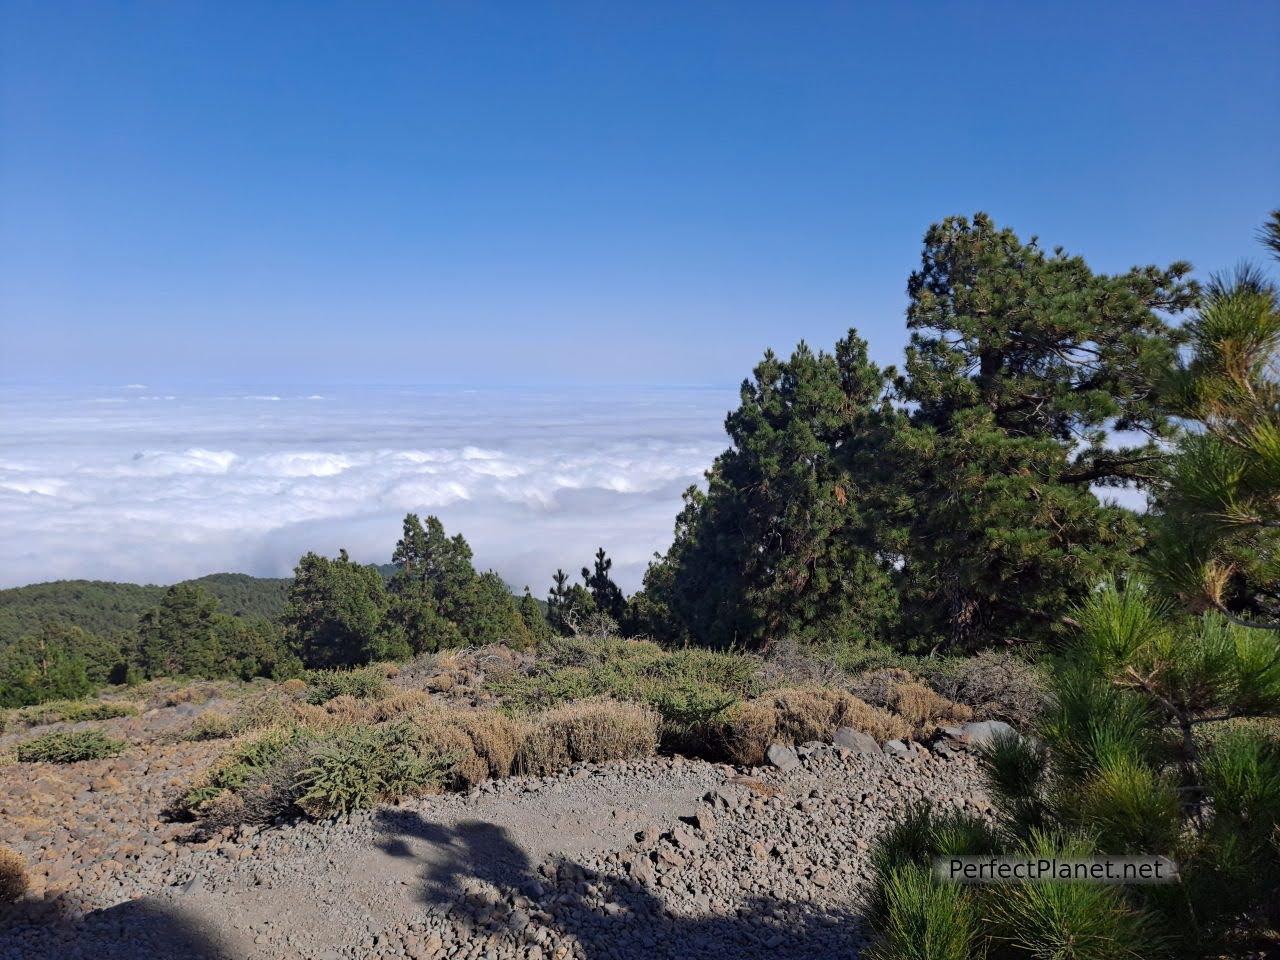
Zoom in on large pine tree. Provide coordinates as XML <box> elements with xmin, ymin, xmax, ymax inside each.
<box><xmin>636</xmin><ymin>331</ymin><xmax>900</xmax><ymax>648</ymax></box>
<box><xmin>893</xmin><ymin>213</ymin><xmax>1197</xmax><ymax>649</ymax></box>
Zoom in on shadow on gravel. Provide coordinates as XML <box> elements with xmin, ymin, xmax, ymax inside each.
<box><xmin>0</xmin><ymin>896</ymin><xmax>233</xmax><ymax>959</ymax></box>
<box><xmin>373</xmin><ymin>808</ymin><xmax>864</xmax><ymax>960</ymax></box>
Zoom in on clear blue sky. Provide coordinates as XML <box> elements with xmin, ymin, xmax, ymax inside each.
<box><xmin>2</xmin><ymin>1</ymin><xmax>1277</xmax><ymax>387</ymax></box>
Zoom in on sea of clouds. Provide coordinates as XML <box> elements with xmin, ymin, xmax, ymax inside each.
<box><xmin>0</xmin><ymin>384</ymin><xmax>738</xmax><ymax>593</ymax></box>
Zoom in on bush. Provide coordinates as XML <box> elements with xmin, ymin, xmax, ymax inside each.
<box><xmin>304</xmin><ymin>666</ymin><xmax>388</xmax><ymax>704</ymax></box>
<box><xmin>721</xmin><ymin>687</ymin><xmax>911</xmax><ymax>766</ymax></box>
<box><xmin>514</xmin><ymin>698</ymin><xmax>660</xmax><ymax>775</ymax></box>
<box><xmin>920</xmin><ymin>651</ymin><xmax>1048</xmax><ymax>729</ymax></box>
<box><xmin>14</xmin><ymin>698</ymin><xmax>139</xmax><ymax>727</ymax></box>
<box><xmin>0</xmin><ymin>844</ymin><xmax>27</xmax><ymax>902</ymax></box>
<box><xmin>293</xmin><ymin>723</ymin><xmax>454</xmax><ymax>819</ymax></box>
<box><xmin>868</xmin><ymin>864</ymin><xmax>981</xmax><ymax>960</ymax></box>
<box><xmin>278</xmin><ymin>678</ymin><xmax>308</xmax><ymax>697</ymax></box>
<box><xmin>885</xmin><ymin>680</ymin><xmax>972</xmax><ymax>733</ymax></box>
<box><xmin>182</xmin><ymin>725</ymin><xmax>309</xmax><ymax>812</ymax></box>
<box><xmin>985</xmin><ymin>833</ymin><xmax>1159</xmax><ymax>960</ymax></box>
<box><xmin>491</xmin><ymin>637</ymin><xmax>763</xmax><ymax>750</ymax></box>
<box><xmin>15</xmin><ymin>728</ymin><xmax>128</xmax><ymax>763</ymax></box>
<box><xmin>183</xmin><ymin>710</ymin><xmax>237</xmax><ymax>741</ymax></box>
<box><xmin>410</xmin><ymin>704</ymin><xmax>521</xmax><ymax>787</ymax></box>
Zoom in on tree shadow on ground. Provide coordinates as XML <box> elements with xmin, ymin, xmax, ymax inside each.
<box><xmin>0</xmin><ymin>894</ymin><xmax>234</xmax><ymax>959</ymax></box>
<box><xmin>374</xmin><ymin>807</ymin><xmax>867</xmax><ymax>959</ymax></box>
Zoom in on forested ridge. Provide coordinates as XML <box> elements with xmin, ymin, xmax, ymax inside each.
<box><xmin>0</xmin><ymin>573</ymin><xmax>291</xmax><ymax>642</ymax></box>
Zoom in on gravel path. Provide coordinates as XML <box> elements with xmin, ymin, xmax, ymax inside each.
<box><xmin>1</xmin><ymin>735</ymin><xmax>990</xmax><ymax>959</ymax></box>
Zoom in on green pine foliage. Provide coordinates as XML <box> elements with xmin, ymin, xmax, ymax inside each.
<box><xmin>0</xmin><ymin>573</ymin><xmax>289</xmax><ymax>643</ymax></box>
<box><xmin>636</xmin><ymin>332</ymin><xmax>901</xmax><ymax>649</ymax></box>
<box><xmin>891</xmin><ymin>214</ymin><xmax>1196</xmax><ymax>651</ymax></box>
<box><xmin>1148</xmin><ymin>210</ymin><xmax>1280</xmax><ymax>628</ymax></box>
<box><xmin>284</xmin><ymin>549</ymin><xmax>395</xmax><ymax>668</ymax></box>
<box><xmin>518</xmin><ymin>587</ymin><xmax>554</xmax><ymax>646</ymax></box>
<box><xmin>15</xmin><ymin>728</ymin><xmax>128</xmax><ymax>763</ymax></box>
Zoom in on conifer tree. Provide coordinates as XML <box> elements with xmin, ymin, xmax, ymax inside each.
<box><xmin>582</xmin><ymin>548</ymin><xmax>626</xmax><ymax>622</ymax></box>
<box><xmin>637</xmin><ymin>332</ymin><xmax>900</xmax><ymax>648</ymax></box>
<box><xmin>518</xmin><ymin>587</ymin><xmax>553</xmax><ymax>645</ymax></box>
<box><xmin>893</xmin><ymin>213</ymin><xmax>1197</xmax><ymax>649</ymax></box>
<box><xmin>137</xmin><ymin>584</ymin><xmax>223</xmax><ymax>678</ymax></box>
<box><xmin>1149</xmin><ymin>210</ymin><xmax>1280</xmax><ymax>628</ymax></box>
<box><xmin>284</xmin><ymin>550</ymin><xmax>391</xmax><ymax>667</ymax></box>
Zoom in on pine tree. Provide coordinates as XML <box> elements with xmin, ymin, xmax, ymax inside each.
<box><xmin>638</xmin><ymin>331</ymin><xmax>900</xmax><ymax>648</ymax></box>
<box><xmin>284</xmin><ymin>550</ymin><xmax>391</xmax><ymax>668</ymax></box>
<box><xmin>518</xmin><ymin>587</ymin><xmax>553</xmax><ymax>646</ymax></box>
<box><xmin>582</xmin><ymin>548</ymin><xmax>626</xmax><ymax>622</ymax></box>
<box><xmin>137</xmin><ymin>584</ymin><xmax>223</xmax><ymax>678</ymax></box>
<box><xmin>893</xmin><ymin>213</ymin><xmax>1197</xmax><ymax>649</ymax></box>
<box><xmin>1148</xmin><ymin>210</ymin><xmax>1280</xmax><ymax>628</ymax></box>
<box><xmin>546</xmin><ymin>568</ymin><xmax>596</xmax><ymax>636</ymax></box>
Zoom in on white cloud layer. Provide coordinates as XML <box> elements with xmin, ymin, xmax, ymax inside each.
<box><xmin>0</xmin><ymin>385</ymin><xmax>737</xmax><ymax>593</ymax></box>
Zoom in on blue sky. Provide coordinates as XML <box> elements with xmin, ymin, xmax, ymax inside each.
<box><xmin>2</xmin><ymin>1</ymin><xmax>1278</xmax><ymax>387</ymax></box>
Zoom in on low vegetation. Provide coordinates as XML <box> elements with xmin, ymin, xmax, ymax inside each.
<box><xmin>10</xmin><ymin>698</ymin><xmax>138</xmax><ymax>727</ymax></box>
<box><xmin>175</xmin><ymin>634</ymin><xmax>986</xmax><ymax>832</ymax></box>
<box><xmin>514</xmin><ymin>698</ymin><xmax>659</xmax><ymax>775</ymax></box>
<box><xmin>15</xmin><ymin>728</ymin><xmax>128</xmax><ymax>763</ymax></box>
<box><xmin>0</xmin><ymin>844</ymin><xmax>28</xmax><ymax>903</ymax></box>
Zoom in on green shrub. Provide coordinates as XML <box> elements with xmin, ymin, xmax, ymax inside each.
<box><xmin>293</xmin><ymin>723</ymin><xmax>454</xmax><ymax>818</ymax></box>
<box><xmin>986</xmin><ymin>833</ymin><xmax>1160</xmax><ymax>960</ymax></box>
<box><xmin>182</xmin><ymin>725</ymin><xmax>310</xmax><ymax>811</ymax></box>
<box><xmin>490</xmin><ymin>637</ymin><xmax>763</xmax><ymax>750</ymax></box>
<box><xmin>868</xmin><ymin>864</ymin><xmax>982</xmax><ymax>960</ymax></box>
<box><xmin>303</xmin><ymin>666</ymin><xmax>388</xmax><ymax>704</ymax></box>
<box><xmin>16</xmin><ymin>728</ymin><xmax>127</xmax><ymax>763</ymax></box>
<box><xmin>15</xmin><ymin>698</ymin><xmax>139</xmax><ymax>726</ymax></box>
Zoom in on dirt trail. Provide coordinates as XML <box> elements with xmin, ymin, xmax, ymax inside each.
<box><xmin>2</xmin><ymin>746</ymin><xmax>990</xmax><ymax>960</ymax></box>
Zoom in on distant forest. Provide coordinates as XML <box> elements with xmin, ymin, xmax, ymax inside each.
<box><xmin>0</xmin><ymin>573</ymin><xmax>292</xmax><ymax>641</ymax></box>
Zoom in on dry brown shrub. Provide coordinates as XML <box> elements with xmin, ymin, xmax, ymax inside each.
<box><xmin>228</xmin><ymin>688</ymin><xmax>298</xmax><ymax>733</ymax></box>
<box><xmin>922</xmin><ymin>652</ymin><xmax>1048</xmax><ymax>729</ymax></box>
<box><xmin>887</xmin><ymin>680</ymin><xmax>972</xmax><ymax>734</ymax></box>
<box><xmin>288</xmin><ymin>703</ymin><xmax>334</xmax><ymax>729</ymax></box>
<box><xmin>363</xmin><ymin>690</ymin><xmax>435</xmax><ymax>723</ymax></box>
<box><xmin>321</xmin><ymin>694</ymin><xmax>363</xmax><ymax>722</ymax></box>
<box><xmin>0</xmin><ymin>844</ymin><xmax>27</xmax><ymax>902</ymax></box>
<box><xmin>185</xmin><ymin>710</ymin><xmax>236</xmax><ymax>740</ymax></box>
<box><xmin>758</xmin><ymin>638</ymin><xmax>841</xmax><ymax>688</ymax></box>
<box><xmin>454</xmin><ymin>644</ymin><xmax>533</xmax><ymax>684</ymax></box>
<box><xmin>426</xmin><ymin>673</ymin><xmax>456</xmax><ymax>693</ymax></box>
<box><xmin>380</xmin><ymin>663</ymin><xmax>401</xmax><ymax>678</ymax></box>
<box><xmin>403</xmin><ymin>703</ymin><xmax>522</xmax><ymax>784</ymax></box>
<box><xmin>454</xmin><ymin>711</ymin><xmax>520</xmax><ymax>778</ymax></box>
<box><xmin>199</xmin><ymin>790</ymin><xmax>248</xmax><ymax>832</ymax></box>
<box><xmin>413</xmin><ymin>717</ymin><xmax>488</xmax><ymax>787</ymax></box>
<box><xmin>721</xmin><ymin>687</ymin><xmax>911</xmax><ymax>766</ymax></box>
<box><xmin>279</xmin><ymin>678</ymin><xmax>308</xmax><ymax>698</ymax></box>
<box><xmin>514</xmin><ymin>698</ymin><xmax>659</xmax><ymax>776</ymax></box>
<box><xmin>848</xmin><ymin>668</ymin><xmax>920</xmax><ymax>710</ymax></box>
<box><xmin>163</xmin><ymin>685</ymin><xmax>214</xmax><ymax>707</ymax></box>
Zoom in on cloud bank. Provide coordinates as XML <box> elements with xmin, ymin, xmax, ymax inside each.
<box><xmin>0</xmin><ymin>385</ymin><xmax>736</xmax><ymax>593</ymax></box>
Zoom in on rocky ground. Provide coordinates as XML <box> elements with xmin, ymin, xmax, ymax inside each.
<box><xmin>0</xmin><ymin>696</ymin><xmax>994</xmax><ymax>960</ymax></box>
